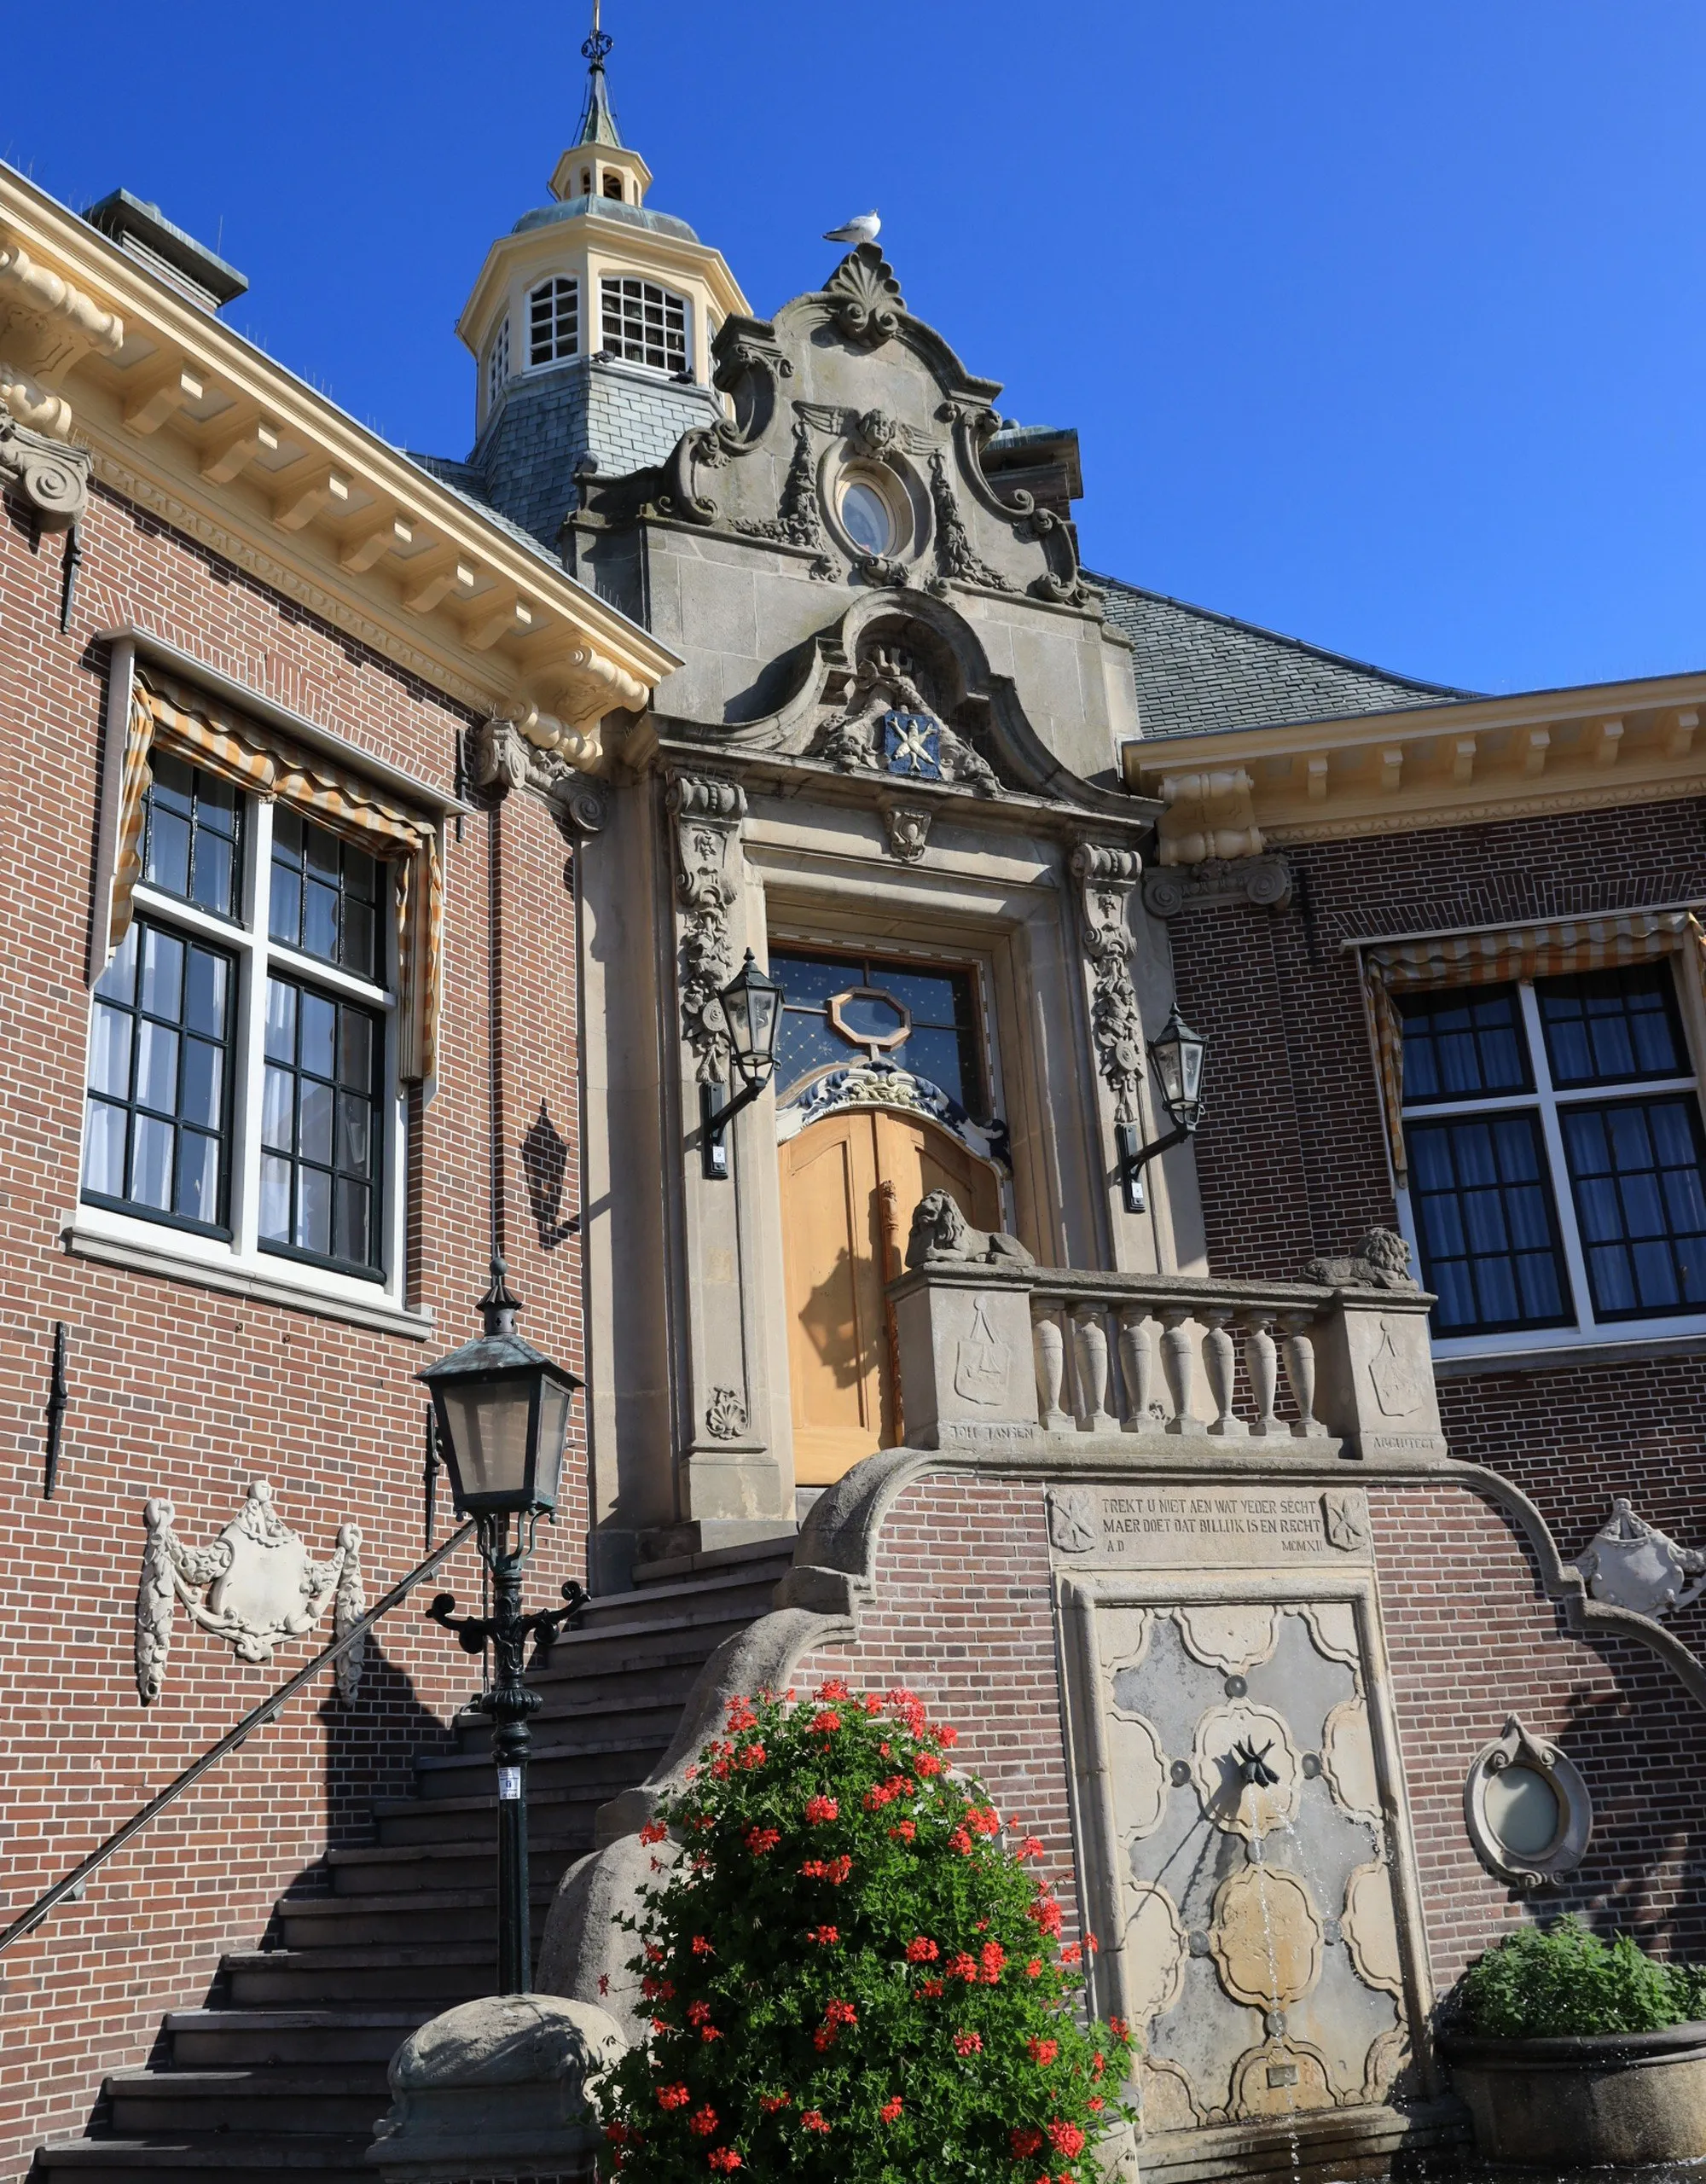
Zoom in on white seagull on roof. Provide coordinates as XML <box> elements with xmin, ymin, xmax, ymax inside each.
<box><xmin>823</xmin><ymin>211</ymin><xmax>881</xmax><ymax>245</ymax></box>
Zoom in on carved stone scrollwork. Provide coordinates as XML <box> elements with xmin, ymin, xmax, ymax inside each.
<box><xmin>134</xmin><ymin>1479</ymin><xmax>365</xmax><ymax>1706</ymax></box>
<box><xmin>0</xmin><ymin>414</ymin><xmax>90</xmax><ymax>532</ymax></box>
<box><xmin>733</xmin><ymin>418</ymin><xmax>830</xmax><ymax>567</ymax></box>
<box><xmin>879</xmin><ymin>800</ymin><xmax>932</xmax><ymax>863</ymax></box>
<box><xmin>1142</xmin><ymin>855</ymin><xmax>1293</xmax><ymax>921</ymax></box>
<box><xmin>809</xmin><ymin>650</ymin><xmax>1000</xmax><ymax>796</ymax></box>
<box><xmin>467</xmin><ymin>717</ymin><xmax>606</xmax><ymax>831</ymax></box>
<box><xmin>705</xmin><ymin>1386</ymin><xmax>749</xmax><ymax>1440</ymax></box>
<box><xmin>667</xmin><ymin>772</ymin><xmax>747</xmax><ymax>1085</ymax></box>
<box><xmin>1070</xmin><ymin>842</ymin><xmax>1146</xmax><ymax>1125</ymax></box>
<box><xmin>928</xmin><ymin>450</ymin><xmax>1012</xmax><ymax>592</ymax></box>
<box><xmin>823</xmin><ymin>243</ymin><xmax>906</xmax><ymax>346</ymax></box>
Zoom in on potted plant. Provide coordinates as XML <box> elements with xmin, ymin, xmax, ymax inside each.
<box><xmin>1443</xmin><ymin>1917</ymin><xmax>1706</xmax><ymax>2165</ymax></box>
<box><xmin>598</xmin><ymin>1678</ymin><xmax>1135</xmax><ymax>2180</ymax></box>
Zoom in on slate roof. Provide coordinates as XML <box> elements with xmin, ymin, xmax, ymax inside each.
<box><xmin>1088</xmin><ymin>571</ymin><xmax>1475</xmax><ymax>740</ymax></box>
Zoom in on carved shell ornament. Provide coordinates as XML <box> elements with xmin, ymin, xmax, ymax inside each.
<box><xmin>823</xmin><ymin>244</ymin><xmax>907</xmax><ymax>346</ymax></box>
<box><xmin>134</xmin><ymin>1479</ymin><xmax>365</xmax><ymax>1706</ymax></box>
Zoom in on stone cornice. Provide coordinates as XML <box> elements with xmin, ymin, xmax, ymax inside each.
<box><xmin>0</xmin><ymin>162</ymin><xmax>680</xmax><ymax>750</ymax></box>
<box><xmin>1123</xmin><ymin>669</ymin><xmax>1706</xmax><ymax>851</ymax></box>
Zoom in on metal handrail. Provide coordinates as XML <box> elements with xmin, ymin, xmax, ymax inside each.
<box><xmin>0</xmin><ymin>1519</ymin><xmax>476</xmax><ymax>1953</ymax></box>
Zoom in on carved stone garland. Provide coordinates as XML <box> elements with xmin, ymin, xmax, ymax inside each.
<box><xmin>1071</xmin><ymin>843</ymin><xmax>1146</xmax><ymax>1126</ymax></box>
<box><xmin>928</xmin><ymin>449</ymin><xmax>1011</xmax><ymax>594</ymax></box>
<box><xmin>667</xmin><ymin>773</ymin><xmax>748</xmax><ymax>1085</ymax></box>
<box><xmin>134</xmin><ymin>1479</ymin><xmax>365</xmax><ymax>1706</ymax></box>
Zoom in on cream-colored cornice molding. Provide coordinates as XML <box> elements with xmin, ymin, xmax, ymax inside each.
<box><xmin>0</xmin><ymin>164</ymin><xmax>680</xmax><ymax>763</ymax></box>
<box><xmin>1123</xmin><ymin>669</ymin><xmax>1706</xmax><ymax>852</ymax></box>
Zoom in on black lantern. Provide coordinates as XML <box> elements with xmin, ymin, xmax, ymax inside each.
<box><xmin>417</xmin><ymin>1258</ymin><xmax>583</xmax><ymax>1518</ymax></box>
<box><xmin>1149</xmin><ymin>1003</ymin><xmax>1208</xmax><ymax>1135</ymax></box>
<box><xmin>1113</xmin><ymin>1005</ymin><xmax>1210</xmax><ymax>1216</ymax></box>
<box><xmin>701</xmin><ymin>950</ymin><xmax>786</xmax><ymax>1179</ymax></box>
<box><xmin>418</xmin><ymin>1258</ymin><xmax>587</xmax><ymax>1995</ymax></box>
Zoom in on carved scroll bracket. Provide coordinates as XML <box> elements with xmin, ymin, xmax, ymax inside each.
<box><xmin>134</xmin><ymin>1478</ymin><xmax>365</xmax><ymax>1707</ymax></box>
<box><xmin>467</xmin><ymin>716</ymin><xmax>607</xmax><ymax>835</ymax></box>
<box><xmin>666</xmin><ymin>771</ymin><xmax>747</xmax><ymax>1085</ymax></box>
<box><xmin>0</xmin><ymin>414</ymin><xmax>89</xmax><ymax>532</ymax></box>
<box><xmin>1070</xmin><ymin>841</ymin><xmax>1146</xmax><ymax>1125</ymax></box>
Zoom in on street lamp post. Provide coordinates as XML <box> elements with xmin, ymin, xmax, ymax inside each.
<box><xmin>700</xmin><ymin>950</ymin><xmax>785</xmax><ymax>1180</ymax></box>
<box><xmin>417</xmin><ymin>1258</ymin><xmax>586</xmax><ymax>1995</ymax></box>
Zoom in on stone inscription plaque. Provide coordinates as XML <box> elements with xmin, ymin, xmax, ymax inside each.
<box><xmin>1047</xmin><ymin>1484</ymin><xmax>1371</xmax><ymax>1566</ymax></box>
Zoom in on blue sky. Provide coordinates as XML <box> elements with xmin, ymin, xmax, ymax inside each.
<box><xmin>15</xmin><ymin>3</ymin><xmax>1705</xmax><ymax>694</ymax></box>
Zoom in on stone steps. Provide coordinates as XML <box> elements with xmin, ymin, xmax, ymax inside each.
<box><xmin>35</xmin><ymin>1534</ymin><xmax>792</xmax><ymax>2176</ymax></box>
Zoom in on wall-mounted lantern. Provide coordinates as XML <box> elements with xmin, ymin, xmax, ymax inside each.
<box><xmin>702</xmin><ymin>950</ymin><xmax>785</xmax><ymax>1180</ymax></box>
<box><xmin>1115</xmin><ymin>1003</ymin><xmax>1209</xmax><ymax>1215</ymax></box>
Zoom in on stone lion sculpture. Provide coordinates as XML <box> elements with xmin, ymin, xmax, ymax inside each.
<box><xmin>904</xmin><ymin>1188</ymin><xmax>1035</xmax><ymax>1271</ymax></box>
<box><xmin>1302</xmin><ymin>1225</ymin><xmax>1416</xmax><ymax>1291</ymax></box>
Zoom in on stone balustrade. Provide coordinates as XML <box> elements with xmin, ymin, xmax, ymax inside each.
<box><xmin>889</xmin><ymin>1240</ymin><xmax>1447</xmax><ymax>1462</ymax></box>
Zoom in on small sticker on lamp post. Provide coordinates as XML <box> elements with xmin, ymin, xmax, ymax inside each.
<box><xmin>497</xmin><ymin>1765</ymin><xmax>522</xmax><ymax>1801</ymax></box>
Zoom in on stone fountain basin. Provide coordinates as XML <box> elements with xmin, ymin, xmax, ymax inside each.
<box><xmin>1443</xmin><ymin>2023</ymin><xmax>1706</xmax><ymax>2167</ymax></box>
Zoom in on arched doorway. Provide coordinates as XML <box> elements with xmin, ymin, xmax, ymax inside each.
<box><xmin>780</xmin><ymin>1106</ymin><xmax>1002</xmax><ymax>1486</ymax></box>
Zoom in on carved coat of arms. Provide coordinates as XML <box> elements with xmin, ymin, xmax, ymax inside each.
<box><xmin>953</xmin><ymin>1297</ymin><xmax>1012</xmax><ymax>1405</ymax></box>
<box><xmin>1573</xmin><ymin>1496</ymin><xmax>1706</xmax><ymax>1620</ymax></box>
<box><xmin>1321</xmin><ymin>1490</ymin><xmax>1370</xmax><ymax>1554</ymax></box>
<box><xmin>1367</xmin><ymin>1322</ymin><xmax>1427</xmax><ymax>1420</ymax></box>
<box><xmin>1047</xmin><ymin>1488</ymin><xmax>1098</xmax><ymax>1556</ymax></box>
<box><xmin>882</xmin><ymin>710</ymin><xmax>940</xmax><ymax>779</ymax></box>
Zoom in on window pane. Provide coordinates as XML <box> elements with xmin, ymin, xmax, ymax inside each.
<box><xmin>1559</xmin><ymin>1095</ymin><xmax>1706</xmax><ymax>1321</ymax></box>
<box><xmin>181</xmin><ymin>1037</ymin><xmax>223</xmax><ymax>1130</ymax></box>
<box><xmin>343</xmin><ymin>897</ymin><xmax>375</xmax><ymax>981</ymax></box>
<box><xmin>90</xmin><ymin>1005</ymin><xmax>131</xmax><ymax>1098</ymax></box>
<box><xmin>296</xmin><ymin>1165</ymin><xmax>332</xmax><ymax>1254</ymax></box>
<box><xmin>900</xmin><ymin>1025</ymin><xmax>966</xmax><ymax>1107</ymax></box>
<box><xmin>877</xmin><ymin>967</ymin><xmax>961</xmax><ymax>1025</ymax></box>
<box><xmin>146</xmin><ymin>808</ymin><xmax>191</xmax><ymax>898</ymax></box>
<box><xmin>185</xmin><ymin>948</ymin><xmax>229</xmax><ymax>1039</ymax></box>
<box><xmin>176</xmin><ymin>1130</ymin><xmax>221</xmax><ymax>1223</ymax></box>
<box><xmin>338</xmin><ymin>1091</ymin><xmax>371</xmax><ymax>1171</ymax></box>
<box><xmin>301</xmin><ymin>992</ymin><xmax>337</xmax><ymax>1078</ymax></box>
<box><xmin>97</xmin><ymin>923</ymin><xmax>138</xmax><ymax>1005</ymax></box>
<box><xmin>192</xmin><ymin>831</ymin><xmax>234</xmax><ymax>916</ymax></box>
<box><xmin>299</xmin><ymin>1078</ymin><xmax>334</xmax><ymax>1165</ymax></box>
<box><xmin>259</xmin><ymin>1153</ymin><xmax>292</xmax><ymax>1241</ymax></box>
<box><xmin>1407</xmin><ymin>1112</ymin><xmax>1571</xmax><ymax>1335</ymax></box>
<box><xmin>1538</xmin><ymin>965</ymin><xmax>1687</xmax><ymax>1086</ymax></box>
<box><xmin>335</xmin><ymin>1178</ymin><xmax>369</xmax><ymax>1265</ymax></box>
<box><xmin>141</xmin><ymin>928</ymin><xmax>183</xmax><ymax>1019</ymax></box>
<box><xmin>273</xmin><ymin>806</ymin><xmax>304</xmax><ymax>867</ymax></box>
<box><xmin>262</xmin><ymin>1066</ymin><xmax>293</xmax><ymax>1151</ymax></box>
<box><xmin>83</xmin><ymin>1101</ymin><xmax>127</xmax><ymax>1197</ymax></box>
<box><xmin>303</xmin><ymin>878</ymin><xmax>339</xmax><ymax>962</ymax></box>
<box><xmin>265</xmin><ymin>979</ymin><xmax>296</xmax><ymax>1062</ymax></box>
<box><xmin>270</xmin><ymin>863</ymin><xmax>302</xmax><ymax>945</ymax></box>
<box><xmin>339</xmin><ymin>1008</ymin><xmax>373</xmax><ymax>1090</ymax></box>
<box><xmin>136</xmin><ymin>1021</ymin><xmax>178</xmax><ymax>1113</ymax></box>
<box><xmin>131</xmin><ymin>1114</ymin><xmax>173</xmax><ymax>1210</ymax></box>
<box><xmin>768</xmin><ymin>954</ymin><xmax>847</xmax><ymax>1008</ymax></box>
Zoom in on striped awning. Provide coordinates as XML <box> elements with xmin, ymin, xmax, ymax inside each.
<box><xmin>112</xmin><ymin>670</ymin><xmax>443</xmax><ymax>1086</ymax></box>
<box><xmin>1360</xmin><ymin>910</ymin><xmax>1706</xmax><ymax>1184</ymax></box>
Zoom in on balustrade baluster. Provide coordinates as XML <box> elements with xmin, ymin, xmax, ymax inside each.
<box><xmin>1242</xmin><ymin>1312</ymin><xmax>1285</xmax><ymax>1437</ymax></box>
<box><xmin>1032</xmin><ymin>1304</ymin><xmax>1071</xmax><ymax>1432</ymax></box>
<box><xmin>1202</xmin><ymin>1308</ymin><xmax>1246</xmax><ymax>1437</ymax></box>
<box><xmin>1072</xmin><ymin>1304</ymin><xmax>1115</xmax><ymax>1432</ymax></box>
<box><xmin>1117</xmin><ymin>1306</ymin><xmax>1153</xmax><ymax>1432</ymax></box>
<box><xmin>1280</xmin><ymin>1311</ymin><xmax>1326</xmax><ymax>1436</ymax></box>
<box><xmin>1160</xmin><ymin>1307</ymin><xmax>1197</xmax><ymax>1433</ymax></box>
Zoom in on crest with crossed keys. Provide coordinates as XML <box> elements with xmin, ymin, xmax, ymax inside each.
<box><xmin>882</xmin><ymin>709</ymin><xmax>941</xmax><ymax>779</ymax></box>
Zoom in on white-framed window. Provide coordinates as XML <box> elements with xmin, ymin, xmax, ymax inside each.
<box><xmin>80</xmin><ymin>752</ymin><xmax>405</xmax><ymax>1302</ymax></box>
<box><xmin>486</xmin><ymin>316</ymin><xmax>510</xmax><ymax>408</ymax></box>
<box><xmin>1396</xmin><ymin>963</ymin><xmax>1706</xmax><ymax>1350</ymax></box>
<box><xmin>528</xmin><ymin>277</ymin><xmax>580</xmax><ymax>367</ymax></box>
<box><xmin>599</xmin><ymin>276</ymin><xmax>688</xmax><ymax>375</ymax></box>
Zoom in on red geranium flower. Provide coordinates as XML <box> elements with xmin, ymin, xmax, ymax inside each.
<box><xmin>640</xmin><ymin>1821</ymin><xmax>668</xmax><ymax>1844</ymax></box>
<box><xmin>1047</xmin><ymin>2120</ymin><xmax>1087</xmax><ymax>2158</ymax></box>
<box><xmin>1027</xmin><ymin>2036</ymin><xmax>1059</xmax><ymax>2066</ymax></box>
<box><xmin>804</xmin><ymin>1794</ymin><xmax>839</xmax><ymax>1824</ymax></box>
<box><xmin>1011</xmin><ymin>2127</ymin><xmax>1044</xmax><ymax>2158</ymax></box>
<box><xmin>707</xmin><ymin>2148</ymin><xmax>742</xmax><ymax>2172</ymax></box>
<box><xmin>689</xmin><ymin>2106</ymin><xmax>718</xmax><ymax>2137</ymax></box>
<box><xmin>905</xmin><ymin>1937</ymin><xmax>939</xmax><ymax>1962</ymax></box>
<box><xmin>809</xmin><ymin>1925</ymin><xmax>839</xmax><ymax>1945</ymax></box>
<box><xmin>802</xmin><ymin>2111</ymin><xmax>831</xmax><ymax>2135</ymax></box>
<box><xmin>744</xmin><ymin>1826</ymin><xmax>780</xmax><ymax>1855</ymax></box>
<box><xmin>657</xmin><ymin>2085</ymin><xmax>691</xmax><ymax>2111</ymax></box>
<box><xmin>879</xmin><ymin>2095</ymin><xmax>902</xmax><ymax>2123</ymax></box>
<box><xmin>952</xmin><ymin>2030</ymin><xmax>983</xmax><ymax>2056</ymax></box>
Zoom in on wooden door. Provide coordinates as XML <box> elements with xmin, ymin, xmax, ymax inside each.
<box><xmin>781</xmin><ymin>1109</ymin><xmax>1001</xmax><ymax>1486</ymax></box>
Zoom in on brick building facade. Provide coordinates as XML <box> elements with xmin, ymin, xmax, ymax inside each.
<box><xmin>5</xmin><ymin>32</ymin><xmax>1706</xmax><ymax>2184</ymax></box>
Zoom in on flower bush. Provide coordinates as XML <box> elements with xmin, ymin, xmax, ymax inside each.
<box><xmin>1460</xmin><ymin>1915</ymin><xmax>1706</xmax><ymax>2039</ymax></box>
<box><xmin>601</xmin><ymin>1680</ymin><xmax>1134</xmax><ymax>2181</ymax></box>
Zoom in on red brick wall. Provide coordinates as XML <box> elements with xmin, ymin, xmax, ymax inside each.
<box><xmin>0</xmin><ymin>478</ymin><xmax>585</xmax><ymax>2175</ymax></box>
<box><xmin>786</xmin><ymin>1467</ymin><xmax>1706</xmax><ymax>2040</ymax></box>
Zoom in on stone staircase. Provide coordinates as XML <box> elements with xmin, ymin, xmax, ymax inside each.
<box><xmin>35</xmin><ymin>1538</ymin><xmax>793</xmax><ymax>2183</ymax></box>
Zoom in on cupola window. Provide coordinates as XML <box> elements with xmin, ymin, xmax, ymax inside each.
<box><xmin>599</xmin><ymin>276</ymin><xmax>688</xmax><ymax>375</ymax></box>
<box><xmin>601</xmin><ymin>171</ymin><xmax>624</xmax><ymax>200</ymax></box>
<box><xmin>486</xmin><ymin>317</ymin><xmax>510</xmax><ymax>408</ymax></box>
<box><xmin>528</xmin><ymin>276</ymin><xmax>581</xmax><ymax>367</ymax></box>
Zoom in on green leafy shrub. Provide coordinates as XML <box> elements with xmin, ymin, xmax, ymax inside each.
<box><xmin>1461</xmin><ymin>1917</ymin><xmax>1706</xmax><ymax>2038</ymax></box>
<box><xmin>600</xmin><ymin>1679</ymin><xmax>1134</xmax><ymax>2181</ymax></box>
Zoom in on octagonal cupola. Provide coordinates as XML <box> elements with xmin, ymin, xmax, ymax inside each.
<box><xmin>454</xmin><ymin>9</ymin><xmax>749</xmax><ymax>554</ymax></box>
